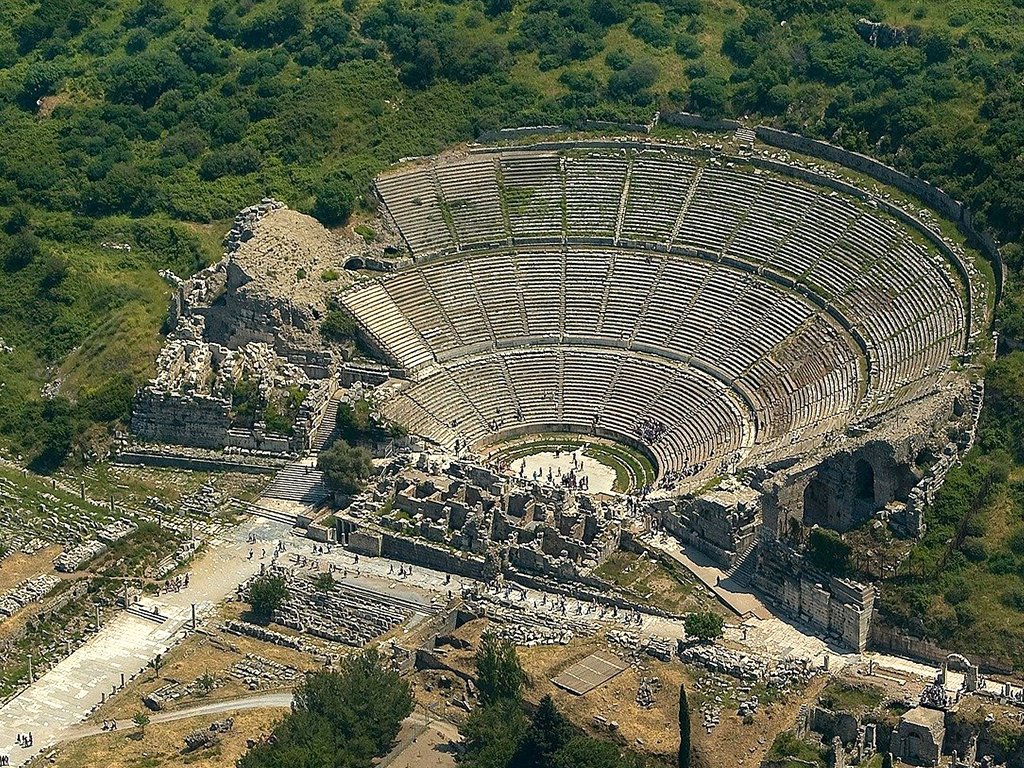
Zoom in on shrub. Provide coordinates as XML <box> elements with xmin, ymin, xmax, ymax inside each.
<box><xmin>806</xmin><ymin>528</ymin><xmax>851</xmax><ymax>575</ymax></box>
<box><xmin>684</xmin><ymin>610</ymin><xmax>723</xmax><ymax>643</ymax></box>
<box><xmin>247</xmin><ymin>574</ymin><xmax>288</xmax><ymax>621</ymax></box>
<box><xmin>317</xmin><ymin>439</ymin><xmax>374</xmax><ymax>495</ymax></box>
<box><xmin>320</xmin><ymin>310</ymin><xmax>358</xmax><ymax>343</ymax></box>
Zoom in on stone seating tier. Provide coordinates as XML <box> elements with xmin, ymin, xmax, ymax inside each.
<box><xmin>350</xmin><ymin>144</ymin><xmax>974</xmax><ymax>483</ymax></box>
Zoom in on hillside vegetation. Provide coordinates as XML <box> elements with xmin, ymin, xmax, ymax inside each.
<box><xmin>2</xmin><ymin>0</ymin><xmax>1024</xmax><ymax>468</ymax></box>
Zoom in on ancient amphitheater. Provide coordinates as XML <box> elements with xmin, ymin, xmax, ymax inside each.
<box><xmin>341</xmin><ymin>139</ymin><xmax>988</xmax><ymax>504</ymax></box>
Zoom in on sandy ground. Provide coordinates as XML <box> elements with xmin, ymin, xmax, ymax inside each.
<box><xmin>514</xmin><ymin>448</ymin><xmax>616</xmax><ymax>494</ymax></box>
<box><xmin>32</xmin><ymin>708</ymin><xmax>279</xmax><ymax>768</ymax></box>
<box><xmin>0</xmin><ymin>546</ymin><xmax>62</xmax><ymax>593</ymax></box>
<box><xmin>383</xmin><ymin>711</ymin><xmax>459</xmax><ymax>768</ymax></box>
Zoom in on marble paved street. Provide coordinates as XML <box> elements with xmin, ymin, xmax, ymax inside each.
<box><xmin>0</xmin><ymin>518</ymin><xmax>273</xmax><ymax>766</ymax></box>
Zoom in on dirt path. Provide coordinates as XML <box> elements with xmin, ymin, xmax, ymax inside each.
<box><xmin>59</xmin><ymin>693</ymin><xmax>295</xmax><ymax>742</ymax></box>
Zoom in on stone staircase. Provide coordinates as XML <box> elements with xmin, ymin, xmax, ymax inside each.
<box><xmin>725</xmin><ymin>540</ymin><xmax>759</xmax><ymax>585</ymax></box>
<box><xmin>311</xmin><ymin>397</ymin><xmax>342</xmax><ymax>452</ymax></box>
<box><xmin>126</xmin><ymin>603</ymin><xmax>168</xmax><ymax>624</ymax></box>
<box><xmin>261</xmin><ymin>462</ymin><xmax>329</xmax><ymax>506</ymax></box>
<box><xmin>232</xmin><ymin>498</ymin><xmax>299</xmax><ymax>527</ymax></box>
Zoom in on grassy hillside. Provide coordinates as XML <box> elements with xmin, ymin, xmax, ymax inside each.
<box><xmin>0</xmin><ymin>0</ymin><xmax>1023</xmax><ymax>473</ymax></box>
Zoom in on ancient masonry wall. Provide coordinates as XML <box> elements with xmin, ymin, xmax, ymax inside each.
<box><xmin>752</xmin><ymin>541</ymin><xmax>874</xmax><ymax>652</ymax></box>
<box><xmin>132</xmin><ymin>200</ymin><xmax>342</xmax><ymax>454</ymax></box>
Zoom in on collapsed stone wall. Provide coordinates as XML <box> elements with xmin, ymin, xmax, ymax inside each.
<box><xmin>652</xmin><ymin>482</ymin><xmax>761</xmax><ymax>567</ymax></box>
<box><xmin>761</xmin><ymin>377</ymin><xmax>974</xmax><ymax>540</ymax></box>
<box><xmin>133</xmin><ymin>200</ymin><xmax>370</xmax><ymax>454</ymax></box>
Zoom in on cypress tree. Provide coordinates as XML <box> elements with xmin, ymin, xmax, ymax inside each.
<box><xmin>678</xmin><ymin>682</ymin><xmax>691</xmax><ymax>768</ymax></box>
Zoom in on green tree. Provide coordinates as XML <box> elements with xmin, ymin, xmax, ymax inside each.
<box><xmin>314</xmin><ymin>571</ymin><xmax>336</xmax><ymax>594</ymax></box>
<box><xmin>335</xmin><ymin>399</ymin><xmax>374</xmax><ymax>442</ymax></box>
<box><xmin>321</xmin><ymin>310</ymin><xmax>359</xmax><ymax>343</ymax></box>
<box><xmin>462</xmin><ymin>698</ymin><xmax>528</xmax><ymax>768</ymax></box>
<box><xmin>688</xmin><ymin>75</ymin><xmax>729</xmax><ymax>117</ymax></box>
<box><xmin>317</xmin><ymin>439</ymin><xmax>375</xmax><ymax>495</ymax></box>
<box><xmin>247</xmin><ymin>574</ymin><xmax>288</xmax><ymax>621</ymax></box>
<box><xmin>313</xmin><ymin>178</ymin><xmax>356</xmax><ymax>227</ymax></box>
<box><xmin>678</xmin><ymin>683</ymin><xmax>691</xmax><ymax>768</ymax></box>
<box><xmin>239</xmin><ymin>650</ymin><xmax>413</xmax><ymax>768</ymax></box>
<box><xmin>476</xmin><ymin>632</ymin><xmax>528</xmax><ymax>705</ymax></box>
<box><xmin>684</xmin><ymin>611</ymin><xmax>723</xmax><ymax>643</ymax></box>
<box><xmin>512</xmin><ymin>695</ymin><xmax>570</xmax><ymax>768</ymax></box>
<box><xmin>806</xmin><ymin>527</ymin><xmax>851</xmax><ymax>575</ymax></box>
<box><xmin>4</xmin><ymin>230</ymin><xmax>42</xmax><ymax>271</ymax></box>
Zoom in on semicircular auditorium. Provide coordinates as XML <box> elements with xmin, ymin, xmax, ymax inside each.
<box><xmin>342</xmin><ymin>140</ymin><xmax>985</xmax><ymax>529</ymax></box>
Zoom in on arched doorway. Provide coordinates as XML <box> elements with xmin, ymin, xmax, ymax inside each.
<box><xmin>853</xmin><ymin>458</ymin><xmax>875</xmax><ymax>505</ymax></box>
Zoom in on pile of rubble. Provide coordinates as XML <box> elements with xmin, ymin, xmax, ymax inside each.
<box><xmin>636</xmin><ymin>677</ymin><xmax>661</xmax><ymax>709</ymax></box>
<box><xmin>144</xmin><ymin>674</ymin><xmax>223</xmax><ymax>711</ymax></box>
<box><xmin>151</xmin><ymin>538</ymin><xmax>199</xmax><ymax>580</ymax></box>
<box><xmin>607</xmin><ymin>630</ymin><xmax>674</xmax><ymax>662</ymax></box>
<box><xmin>97</xmin><ymin>520</ymin><xmax>137</xmax><ymax>543</ymax></box>
<box><xmin>54</xmin><ymin>539</ymin><xmax>108</xmax><ymax>572</ymax></box>
<box><xmin>178</xmin><ymin>484</ymin><xmax>223</xmax><ymax>517</ymax></box>
<box><xmin>222</xmin><ymin>619</ymin><xmax>321</xmax><ymax>655</ymax></box>
<box><xmin>679</xmin><ymin>643</ymin><xmax>764</xmax><ymax>682</ymax></box>
<box><xmin>0</xmin><ymin>574</ymin><xmax>60</xmax><ymax>617</ymax></box>
<box><xmin>184</xmin><ymin>718</ymin><xmax>234</xmax><ymax>752</ymax></box>
<box><xmin>463</xmin><ymin>589</ymin><xmax>597</xmax><ymax>646</ymax></box>
<box><xmin>700</xmin><ymin>698</ymin><xmax>721</xmax><ymax>732</ymax></box>
<box><xmin>229</xmin><ymin>653</ymin><xmax>303</xmax><ymax>690</ymax></box>
<box><xmin>266</xmin><ymin>572</ymin><xmax>411</xmax><ymax>647</ymax></box>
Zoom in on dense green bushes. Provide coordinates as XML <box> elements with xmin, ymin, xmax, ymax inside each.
<box><xmin>238</xmin><ymin>650</ymin><xmax>413</xmax><ymax>768</ymax></box>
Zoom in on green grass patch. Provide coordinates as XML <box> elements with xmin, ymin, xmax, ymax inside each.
<box><xmin>818</xmin><ymin>680</ymin><xmax>884</xmax><ymax>713</ymax></box>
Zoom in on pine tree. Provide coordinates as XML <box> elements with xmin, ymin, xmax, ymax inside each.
<box><xmin>678</xmin><ymin>683</ymin><xmax>691</xmax><ymax>768</ymax></box>
<box><xmin>476</xmin><ymin>632</ymin><xmax>527</xmax><ymax>705</ymax></box>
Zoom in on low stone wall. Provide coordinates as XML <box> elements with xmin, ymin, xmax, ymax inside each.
<box><xmin>476</xmin><ymin>125</ymin><xmax>570</xmax><ymax>143</ymax></box>
<box><xmin>114</xmin><ymin>452</ymin><xmax>281</xmax><ymax>474</ymax></box>
<box><xmin>661</xmin><ymin>111</ymin><xmax>743</xmax><ymax>132</ymax></box>
<box><xmin>378</xmin><ymin>531</ymin><xmax>487</xmax><ymax>580</ymax></box>
<box><xmin>870</xmin><ymin>613</ymin><xmax>1013</xmax><ymax>675</ymax></box>
<box><xmin>504</xmin><ymin>568</ymin><xmax>680</xmax><ymax>620</ymax></box>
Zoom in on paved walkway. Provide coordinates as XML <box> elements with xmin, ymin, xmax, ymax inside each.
<box><xmin>647</xmin><ymin>533</ymin><xmax>772</xmax><ymax>619</ymax></box>
<box><xmin>0</xmin><ymin>518</ymin><xmax>278</xmax><ymax>767</ymax></box>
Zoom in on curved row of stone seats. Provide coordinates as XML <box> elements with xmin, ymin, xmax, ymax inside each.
<box><xmin>339</xmin><ymin>281</ymin><xmax>433</xmax><ymax>370</ymax></box>
<box><xmin>350</xmin><ymin>247</ymin><xmax>865</xmax><ymax>472</ymax></box>
<box><xmin>382</xmin><ymin>347</ymin><xmax>752</xmax><ymax>475</ymax></box>
<box><xmin>380</xmin><ymin>147</ymin><xmax>958</xmax><ymax>307</ymax></box>
<box><xmin>621</xmin><ymin>154</ymin><xmax>699</xmax><ymax>242</ymax></box>
<box><xmin>435</xmin><ymin>156</ymin><xmax>505</xmax><ymax>248</ymax></box>
<box><xmin>363</xmin><ymin>144</ymin><xmax>972</xmax><ymax>477</ymax></box>
<box><xmin>375</xmin><ymin>166</ymin><xmax>451</xmax><ymax>254</ymax></box>
<box><xmin>565</xmin><ymin>152</ymin><xmax>629</xmax><ymax>239</ymax></box>
<box><xmin>501</xmin><ymin>152</ymin><xmax>564</xmax><ymax>240</ymax></box>
<box><xmin>385</xmin><ymin>329</ymin><xmax>859</xmax><ymax>476</ymax></box>
<box><xmin>375</xmin><ymin>149</ymin><xmax>966</xmax><ymax>366</ymax></box>
<box><xmin>362</xmin><ymin>249</ymin><xmax>853</xmax><ymax>385</ymax></box>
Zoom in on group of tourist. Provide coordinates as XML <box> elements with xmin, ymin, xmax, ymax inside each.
<box><xmin>160</xmin><ymin>574</ymin><xmax>189</xmax><ymax>594</ymax></box>
<box><xmin>633</xmin><ymin>416</ymin><xmax>666</xmax><ymax>444</ymax></box>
